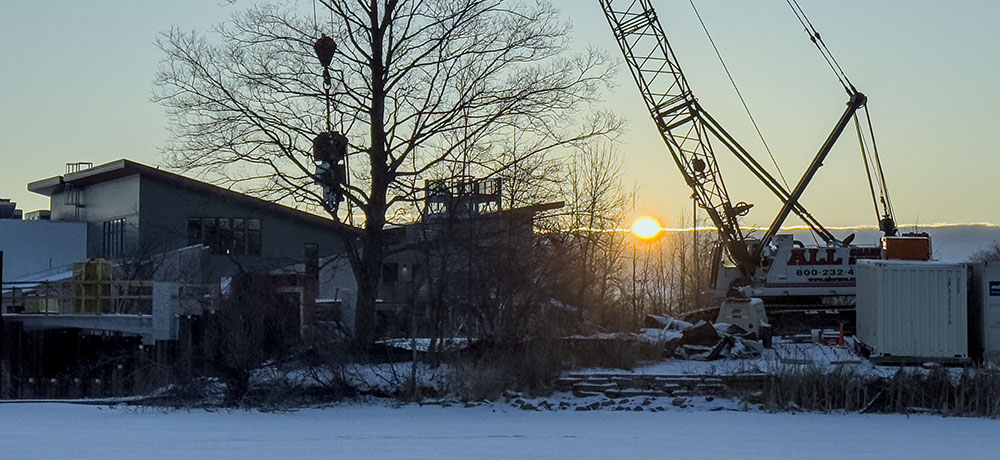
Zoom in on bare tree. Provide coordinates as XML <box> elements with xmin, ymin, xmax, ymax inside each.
<box><xmin>570</xmin><ymin>143</ymin><xmax>629</xmax><ymax>308</ymax></box>
<box><xmin>970</xmin><ymin>242</ymin><xmax>1000</xmax><ymax>264</ymax></box>
<box><xmin>544</xmin><ymin>142</ymin><xmax>630</xmax><ymax>329</ymax></box>
<box><xmin>154</xmin><ymin>0</ymin><xmax>619</xmax><ymax>343</ymax></box>
<box><xmin>634</xmin><ymin>210</ymin><xmax>717</xmax><ymax>318</ymax></box>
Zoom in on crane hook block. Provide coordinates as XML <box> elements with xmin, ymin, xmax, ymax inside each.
<box><xmin>880</xmin><ymin>217</ymin><xmax>898</xmax><ymax>237</ymax></box>
<box><xmin>313</xmin><ymin>131</ymin><xmax>348</xmax><ymax>164</ymax></box>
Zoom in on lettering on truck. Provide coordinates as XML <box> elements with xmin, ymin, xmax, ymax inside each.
<box><xmin>786</xmin><ymin>247</ymin><xmax>880</xmax><ymax>266</ymax></box>
<box><xmin>779</xmin><ymin>246</ymin><xmax>881</xmax><ymax>285</ymax></box>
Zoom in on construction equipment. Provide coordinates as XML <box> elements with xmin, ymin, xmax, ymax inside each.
<box><xmin>599</xmin><ymin>0</ymin><xmax>904</xmax><ymax>332</ymax></box>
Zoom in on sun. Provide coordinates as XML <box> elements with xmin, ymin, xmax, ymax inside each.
<box><xmin>631</xmin><ymin>217</ymin><xmax>662</xmax><ymax>240</ymax></box>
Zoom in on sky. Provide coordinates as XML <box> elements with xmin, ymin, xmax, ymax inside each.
<box><xmin>1</xmin><ymin>1</ymin><xmax>998</xmax><ymax>230</ymax></box>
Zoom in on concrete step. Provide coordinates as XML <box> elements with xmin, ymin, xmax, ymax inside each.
<box><xmin>555</xmin><ymin>373</ymin><xmax>760</xmax><ymax>399</ymax></box>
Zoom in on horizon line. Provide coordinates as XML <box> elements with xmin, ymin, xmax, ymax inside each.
<box><xmin>589</xmin><ymin>222</ymin><xmax>1000</xmax><ymax>234</ymax></box>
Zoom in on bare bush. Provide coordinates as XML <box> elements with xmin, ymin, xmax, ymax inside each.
<box><xmin>756</xmin><ymin>366</ymin><xmax>1000</xmax><ymax>417</ymax></box>
<box><xmin>970</xmin><ymin>241</ymin><xmax>1000</xmax><ymax>263</ymax></box>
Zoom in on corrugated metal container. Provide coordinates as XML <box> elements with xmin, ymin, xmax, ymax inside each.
<box><xmin>971</xmin><ymin>262</ymin><xmax>1000</xmax><ymax>365</ymax></box>
<box><xmin>856</xmin><ymin>260</ymin><xmax>968</xmax><ymax>361</ymax></box>
<box><xmin>883</xmin><ymin>234</ymin><xmax>932</xmax><ymax>261</ymax></box>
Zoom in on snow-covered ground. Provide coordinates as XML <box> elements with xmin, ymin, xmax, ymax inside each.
<box><xmin>3</xmin><ymin>402</ymin><xmax>999</xmax><ymax>460</ymax></box>
<box><xmin>577</xmin><ymin>338</ymin><xmax>902</xmax><ymax>378</ymax></box>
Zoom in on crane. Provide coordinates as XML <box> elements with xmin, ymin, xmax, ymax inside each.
<box><xmin>599</xmin><ymin>0</ymin><xmax>899</xmax><ymax>331</ymax></box>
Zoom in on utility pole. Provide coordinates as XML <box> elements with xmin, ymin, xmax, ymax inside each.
<box><xmin>692</xmin><ymin>199</ymin><xmax>698</xmax><ymax>310</ymax></box>
<box><xmin>631</xmin><ymin>196</ymin><xmax>638</xmax><ymax>329</ymax></box>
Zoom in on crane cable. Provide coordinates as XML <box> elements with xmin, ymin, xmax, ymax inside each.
<box><xmin>859</xmin><ymin>108</ymin><xmax>894</xmax><ymax>220</ymax></box>
<box><xmin>313</xmin><ymin>0</ymin><xmax>355</xmax><ymax>225</ymax></box>
<box><xmin>786</xmin><ymin>0</ymin><xmax>855</xmax><ymax>95</ymax></box>
<box><xmin>786</xmin><ymin>0</ymin><xmax>895</xmax><ymax>226</ymax></box>
<box><xmin>865</xmin><ymin>107</ymin><xmax>894</xmax><ymax>218</ymax></box>
<box><xmin>854</xmin><ymin>115</ymin><xmax>881</xmax><ymax>225</ymax></box>
<box><xmin>689</xmin><ymin>0</ymin><xmax>790</xmax><ymax>191</ymax></box>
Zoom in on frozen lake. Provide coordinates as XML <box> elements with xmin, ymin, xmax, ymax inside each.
<box><xmin>3</xmin><ymin>402</ymin><xmax>999</xmax><ymax>459</ymax></box>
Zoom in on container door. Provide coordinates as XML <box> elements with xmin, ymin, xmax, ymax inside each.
<box><xmin>983</xmin><ymin>265</ymin><xmax>1000</xmax><ymax>362</ymax></box>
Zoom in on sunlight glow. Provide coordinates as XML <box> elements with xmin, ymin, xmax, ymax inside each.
<box><xmin>631</xmin><ymin>217</ymin><xmax>662</xmax><ymax>240</ymax></box>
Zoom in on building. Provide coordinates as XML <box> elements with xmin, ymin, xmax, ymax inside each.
<box><xmin>17</xmin><ymin>160</ymin><xmax>360</xmax><ymax>327</ymax></box>
<box><xmin>373</xmin><ymin>175</ymin><xmax>563</xmax><ymax>337</ymax></box>
<box><xmin>0</xmin><ymin>198</ymin><xmax>23</xmax><ymax>220</ymax></box>
<box><xmin>10</xmin><ymin>160</ymin><xmax>557</xmax><ymax>339</ymax></box>
<box><xmin>29</xmin><ymin>160</ymin><xmax>352</xmax><ymax>273</ymax></box>
<box><xmin>0</xmin><ymin>219</ymin><xmax>87</xmax><ymax>281</ymax></box>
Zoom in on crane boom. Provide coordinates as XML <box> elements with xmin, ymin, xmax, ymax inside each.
<box><xmin>602</xmin><ymin>0</ymin><xmax>903</xmax><ymax>334</ymax></box>
<box><xmin>599</xmin><ymin>0</ymin><xmax>749</xmax><ymax>270</ymax></box>
<box><xmin>599</xmin><ymin>0</ymin><xmax>840</xmax><ymax>274</ymax></box>
<box><xmin>754</xmin><ymin>92</ymin><xmax>867</xmax><ymax>260</ymax></box>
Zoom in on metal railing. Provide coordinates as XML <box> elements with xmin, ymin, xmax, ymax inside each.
<box><xmin>2</xmin><ymin>280</ymin><xmax>219</xmax><ymax>316</ymax></box>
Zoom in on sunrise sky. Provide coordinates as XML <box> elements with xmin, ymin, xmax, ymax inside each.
<box><xmin>2</xmin><ymin>1</ymin><xmax>997</xmax><ymax>229</ymax></box>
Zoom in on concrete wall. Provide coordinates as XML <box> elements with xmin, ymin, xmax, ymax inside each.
<box><xmin>0</xmin><ymin>220</ymin><xmax>87</xmax><ymax>280</ymax></box>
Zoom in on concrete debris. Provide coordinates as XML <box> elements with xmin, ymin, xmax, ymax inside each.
<box><xmin>645</xmin><ymin>314</ymin><xmax>693</xmax><ymax>331</ymax></box>
<box><xmin>640</xmin><ymin>315</ymin><xmax>764</xmax><ymax>361</ymax></box>
<box><xmin>682</xmin><ymin>321</ymin><xmax>721</xmax><ymax>347</ymax></box>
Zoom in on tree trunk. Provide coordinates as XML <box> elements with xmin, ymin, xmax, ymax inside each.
<box><xmin>353</xmin><ymin>0</ymin><xmax>389</xmax><ymax>345</ymax></box>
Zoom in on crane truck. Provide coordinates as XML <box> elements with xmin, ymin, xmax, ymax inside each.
<box><xmin>599</xmin><ymin>0</ymin><xmax>911</xmax><ymax>333</ymax></box>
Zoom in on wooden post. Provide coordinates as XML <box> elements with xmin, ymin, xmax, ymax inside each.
<box><xmin>45</xmin><ymin>378</ymin><xmax>58</xmax><ymax>399</ymax></box>
<box><xmin>201</xmin><ymin>311</ymin><xmax>221</xmax><ymax>376</ymax></box>
<box><xmin>70</xmin><ymin>378</ymin><xmax>82</xmax><ymax>399</ymax></box>
<box><xmin>10</xmin><ymin>321</ymin><xmax>24</xmax><ymax>399</ymax></box>
<box><xmin>89</xmin><ymin>378</ymin><xmax>103</xmax><ymax>398</ymax></box>
<box><xmin>177</xmin><ymin>315</ymin><xmax>193</xmax><ymax>383</ymax></box>
<box><xmin>112</xmin><ymin>364</ymin><xmax>124</xmax><ymax>397</ymax></box>
<box><xmin>154</xmin><ymin>341</ymin><xmax>172</xmax><ymax>388</ymax></box>
<box><xmin>133</xmin><ymin>345</ymin><xmax>147</xmax><ymax>395</ymax></box>
<box><xmin>0</xmin><ymin>250</ymin><xmax>5</xmax><ymax>398</ymax></box>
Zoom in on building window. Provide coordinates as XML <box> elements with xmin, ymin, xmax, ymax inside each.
<box><xmin>247</xmin><ymin>219</ymin><xmax>261</xmax><ymax>255</ymax></box>
<box><xmin>203</xmin><ymin>218</ymin><xmax>218</xmax><ymax>252</ymax></box>
<box><xmin>187</xmin><ymin>218</ymin><xmax>202</xmax><ymax>245</ymax></box>
<box><xmin>304</xmin><ymin>244</ymin><xmax>319</xmax><ymax>275</ymax></box>
<box><xmin>186</xmin><ymin>217</ymin><xmax>262</xmax><ymax>255</ymax></box>
<box><xmin>233</xmin><ymin>219</ymin><xmax>246</xmax><ymax>254</ymax></box>
<box><xmin>102</xmin><ymin>218</ymin><xmax>126</xmax><ymax>258</ymax></box>
<box><xmin>218</xmin><ymin>218</ymin><xmax>231</xmax><ymax>254</ymax></box>
<box><xmin>382</xmin><ymin>263</ymin><xmax>399</xmax><ymax>285</ymax></box>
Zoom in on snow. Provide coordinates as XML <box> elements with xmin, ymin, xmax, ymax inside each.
<box><xmin>377</xmin><ymin>337</ymin><xmax>470</xmax><ymax>352</ymax></box>
<box><xmin>3</xmin><ymin>402</ymin><xmax>999</xmax><ymax>459</ymax></box>
<box><xmin>570</xmin><ymin>338</ymin><xmax>985</xmax><ymax>385</ymax></box>
<box><xmin>252</xmin><ymin>361</ymin><xmax>452</xmax><ymax>394</ymax></box>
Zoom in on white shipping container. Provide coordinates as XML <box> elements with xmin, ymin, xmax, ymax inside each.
<box><xmin>856</xmin><ymin>260</ymin><xmax>968</xmax><ymax>361</ymax></box>
<box><xmin>971</xmin><ymin>262</ymin><xmax>1000</xmax><ymax>365</ymax></box>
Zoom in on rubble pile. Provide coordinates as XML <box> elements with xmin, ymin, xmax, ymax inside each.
<box><xmin>640</xmin><ymin>315</ymin><xmax>763</xmax><ymax>361</ymax></box>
